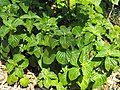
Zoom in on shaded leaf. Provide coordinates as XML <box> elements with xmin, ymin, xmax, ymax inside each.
<box><xmin>8</xmin><ymin>35</ymin><xmax>20</xmax><ymax>48</ymax></box>
<box><xmin>56</xmin><ymin>51</ymin><xmax>69</xmax><ymax>65</ymax></box>
<box><xmin>20</xmin><ymin>11</ymin><xmax>40</xmax><ymax>19</ymax></box>
<box><xmin>60</xmin><ymin>36</ymin><xmax>70</xmax><ymax>49</ymax></box>
<box><xmin>43</xmin><ymin>49</ymin><xmax>55</xmax><ymax>65</ymax></box>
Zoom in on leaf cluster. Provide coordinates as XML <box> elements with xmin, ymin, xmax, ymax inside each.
<box><xmin>0</xmin><ymin>0</ymin><xmax>120</xmax><ymax>89</ymax></box>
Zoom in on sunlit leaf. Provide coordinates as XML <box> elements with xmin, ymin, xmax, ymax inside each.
<box><xmin>13</xmin><ymin>54</ymin><xmax>25</xmax><ymax>63</ymax></box>
<box><xmin>0</xmin><ymin>26</ymin><xmax>9</xmax><ymax>39</ymax></box>
<box><xmin>20</xmin><ymin>77</ymin><xmax>29</xmax><ymax>87</ymax></box>
<box><xmin>68</xmin><ymin>67</ymin><xmax>80</xmax><ymax>81</ymax></box>
<box><xmin>105</xmin><ymin>57</ymin><xmax>118</xmax><ymax>71</ymax></box>
<box><xmin>70</xmin><ymin>50</ymin><xmax>80</xmax><ymax>66</ymax></box>
<box><xmin>15</xmin><ymin>67</ymin><xmax>24</xmax><ymax>78</ymax></box>
<box><xmin>72</xmin><ymin>26</ymin><xmax>82</xmax><ymax>38</ymax></box>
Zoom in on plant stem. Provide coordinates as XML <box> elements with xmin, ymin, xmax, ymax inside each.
<box><xmin>107</xmin><ymin>4</ymin><xmax>114</xmax><ymax>20</ymax></box>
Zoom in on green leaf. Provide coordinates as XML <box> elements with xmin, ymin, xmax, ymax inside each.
<box><xmin>7</xmin><ymin>73</ymin><xmax>18</xmax><ymax>85</ymax></box>
<box><xmin>84</xmin><ymin>32</ymin><xmax>95</xmax><ymax>45</ymax></box>
<box><xmin>47</xmin><ymin>72</ymin><xmax>58</xmax><ymax>80</ymax></box>
<box><xmin>57</xmin><ymin>0</ymin><xmax>66</xmax><ymax>8</ymax></box>
<box><xmin>34</xmin><ymin>46</ymin><xmax>42</xmax><ymax>58</ymax></box>
<box><xmin>38</xmin><ymin>58</ymin><xmax>43</xmax><ymax>69</ymax></box>
<box><xmin>20</xmin><ymin>11</ymin><xmax>40</xmax><ymax>19</ymax></box>
<box><xmin>43</xmin><ymin>78</ymin><xmax>51</xmax><ymax>88</ymax></box>
<box><xmin>20</xmin><ymin>77</ymin><xmax>30</xmax><ymax>87</ymax></box>
<box><xmin>43</xmin><ymin>35</ymin><xmax>50</xmax><ymax>46</ymax></box>
<box><xmin>68</xmin><ymin>67</ymin><xmax>80</xmax><ymax>81</ymax></box>
<box><xmin>51</xmin><ymin>79</ymin><xmax>58</xmax><ymax>86</ymax></box>
<box><xmin>109</xmin><ymin>50</ymin><xmax>120</xmax><ymax>57</ymax></box>
<box><xmin>7</xmin><ymin>59</ymin><xmax>17</xmax><ymax>66</ymax></box>
<box><xmin>90</xmin><ymin>0</ymin><xmax>101</xmax><ymax>6</ymax></box>
<box><xmin>95</xmin><ymin>50</ymin><xmax>108</xmax><ymax>57</ymax></box>
<box><xmin>19</xmin><ymin>3</ymin><xmax>29</xmax><ymax>13</ymax></box>
<box><xmin>3</xmin><ymin>17</ymin><xmax>15</xmax><ymax>28</ymax></box>
<box><xmin>48</xmin><ymin>17</ymin><xmax>57</xmax><ymax>25</ymax></box>
<box><xmin>109</xmin><ymin>0</ymin><xmax>119</xmax><ymax>5</ymax></box>
<box><xmin>8</xmin><ymin>35</ymin><xmax>20</xmax><ymax>48</ymax></box>
<box><xmin>72</xmin><ymin>26</ymin><xmax>82</xmax><ymax>38</ymax></box>
<box><xmin>82</xmin><ymin>62</ymin><xmax>93</xmax><ymax>77</ymax></box>
<box><xmin>38</xmin><ymin>80</ymin><xmax>43</xmax><ymax>88</ymax></box>
<box><xmin>0</xmin><ymin>25</ymin><xmax>9</xmax><ymax>39</ymax></box>
<box><xmin>80</xmin><ymin>76</ymin><xmax>89</xmax><ymax>90</ymax></box>
<box><xmin>27</xmin><ymin>34</ymin><xmax>37</xmax><ymax>48</ymax></box>
<box><xmin>56</xmin><ymin>51</ymin><xmax>69</xmax><ymax>65</ymax></box>
<box><xmin>13</xmin><ymin>54</ymin><xmax>25</xmax><ymax>63</ymax></box>
<box><xmin>76</xmin><ymin>37</ymin><xmax>84</xmax><ymax>49</ymax></box>
<box><xmin>70</xmin><ymin>50</ymin><xmax>80</xmax><ymax>66</ymax></box>
<box><xmin>103</xmin><ymin>20</ymin><xmax>113</xmax><ymax>29</ymax></box>
<box><xmin>25</xmin><ymin>19</ymin><xmax>34</xmax><ymax>33</ymax></box>
<box><xmin>54</xmin><ymin>26</ymin><xmax>71</xmax><ymax>36</ymax></box>
<box><xmin>11</xmin><ymin>0</ymin><xmax>20</xmax><ymax>4</ymax></box>
<box><xmin>15</xmin><ymin>67</ymin><xmax>24</xmax><ymax>78</ymax></box>
<box><xmin>92</xmin><ymin>74</ymin><xmax>106</xmax><ymax>89</ymax></box>
<box><xmin>56</xmin><ymin>82</ymin><xmax>66</xmax><ymax>90</ymax></box>
<box><xmin>19</xmin><ymin>58</ymin><xmax>29</xmax><ymax>69</ymax></box>
<box><xmin>12</xmin><ymin>18</ymin><xmax>24</xmax><ymax>27</ymax></box>
<box><xmin>6</xmin><ymin>62</ymin><xmax>15</xmax><ymax>74</ymax></box>
<box><xmin>50</xmin><ymin>39</ymin><xmax>59</xmax><ymax>49</ymax></box>
<box><xmin>70</xmin><ymin>0</ymin><xmax>76</xmax><ymax>8</ymax></box>
<box><xmin>43</xmin><ymin>49</ymin><xmax>55</xmax><ymax>65</ymax></box>
<box><xmin>60</xmin><ymin>36</ymin><xmax>70</xmax><ymax>49</ymax></box>
<box><xmin>105</xmin><ymin>57</ymin><xmax>118</xmax><ymax>71</ymax></box>
<box><xmin>2</xmin><ymin>45</ymin><xmax>10</xmax><ymax>53</ymax></box>
<box><xmin>58</xmin><ymin>72</ymin><xmax>68</xmax><ymax>85</ymax></box>
<box><xmin>36</xmin><ymin>33</ymin><xmax>44</xmax><ymax>45</ymax></box>
<box><xmin>0</xmin><ymin>0</ymin><xmax>10</xmax><ymax>6</ymax></box>
<box><xmin>95</xmin><ymin>6</ymin><xmax>103</xmax><ymax>14</ymax></box>
<box><xmin>79</xmin><ymin>50</ymin><xmax>89</xmax><ymax>63</ymax></box>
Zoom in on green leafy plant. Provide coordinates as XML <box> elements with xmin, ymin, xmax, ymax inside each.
<box><xmin>0</xmin><ymin>0</ymin><xmax>120</xmax><ymax>89</ymax></box>
<box><xmin>20</xmin><ymin>77</ymin><xmax>30</xmax><ymax>87</ymax></box>
<box><xmin>6</xmin><ymin>54</ymin><xmax>29</xmax><ymax>85</ymax></box>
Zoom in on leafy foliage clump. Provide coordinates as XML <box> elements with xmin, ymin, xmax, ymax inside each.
<box><xmin>0</xmin><ymin>0</ymin><xmax>120</xmax><ymax>89</ymax></box>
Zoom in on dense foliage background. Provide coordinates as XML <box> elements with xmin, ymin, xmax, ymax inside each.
<box><xmin>0</xmin><ymin>0</ymin><xmax>120</xmax><ymax>89</ymax></box>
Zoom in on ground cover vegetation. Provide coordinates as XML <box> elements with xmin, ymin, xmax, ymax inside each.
<box><xmin>0</xmin><ymin>0</ymin><xmax>120</xmax><ymax>89</ymax></box>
